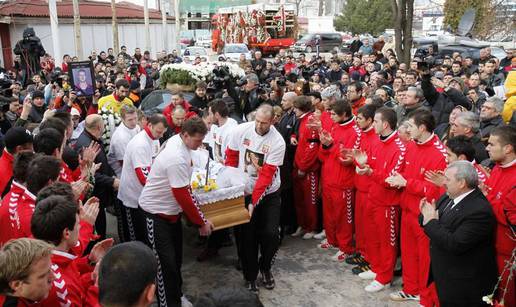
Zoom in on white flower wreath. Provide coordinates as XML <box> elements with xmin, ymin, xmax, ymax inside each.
<box><xmin>98</xmin><ymin>107</ymin><xmax>122</xmax><ymax>151</ymax></box>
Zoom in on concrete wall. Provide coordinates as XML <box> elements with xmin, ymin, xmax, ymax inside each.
<box><xmin>9</xmin><ymin>20</ymin><xmax>177</xmax><ymax>61</ymax></box>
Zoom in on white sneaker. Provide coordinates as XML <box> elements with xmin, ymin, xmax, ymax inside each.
<box><xmin>365</xmin><ymin>280</ymin><xmax>387</xmax><ymax>292</ymax></box>
<box><xmin>181</xmin><ymin>295</ymin><xmax>193</xmax><ymax>307</ymax></box>
<box><xmin>331</xmin><ymin>250</ymin><xmax>345</xmax><ymax>261</ymax></box>
<box><xmin>358</xmin><ymin>270</ymin><xmax>377</xmax><ymax>280</ymax></box>
<box><xmin>291</xmin><ymin>227</ymin><xmax>304</xmax><ymax>237</ymax></box>
<box><xmin>317</xmin><ymin>241</ymin><xmax>336</xmax><ymax>250</ymax></box>
<box><xmin>302</xmin><ymin>231</ymin><xmax>316</xmax><ymax>240</ymax></box>
<box><xmin>313</xmin><ymin>230</ymin><xmax>326</xmax><ymax>240</ymax></box>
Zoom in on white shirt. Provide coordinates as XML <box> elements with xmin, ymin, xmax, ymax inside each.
<box><xmin>213</xmin><ymin>117</ymin><xmax>238</xmax><ymax>163</ymax></box>
<box><xmin>451</xmin><ymin>189</ymin><xmax>475</xmax><ymax>210</ymax></box>
<box><xmin>108</xmin><ymin>123</ymin><xmax>140</xmax><ymax>177</ymax></box>
<box><xmin>227</xmin><ymin>122</ymin><xmax>286</xmax><ymax>195</ymax></box>
<box><xmin>118</xmin><ymin>130</ymin><xmax>160</xmax><ymax>208</ymax></box>
<box><xmin>139</xmin><ymin>134</ymin><xmax>193</xmax><ymax>215</ymax></box>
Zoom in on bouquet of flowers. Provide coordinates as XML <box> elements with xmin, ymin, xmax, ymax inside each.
<box><xmin>99</xmin><ymin>107</ymin><xmax>121</xmax><ymax>151</ymax></box>
<box><xmin>159</xmin><ymin>62</ymin><xmax>245</xmax><ymax>89</ymax></box>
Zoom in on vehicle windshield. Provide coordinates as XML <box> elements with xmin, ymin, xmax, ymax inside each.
<box><xmin>298</xmin><ymin>34</ymin><xmax>313</xmax><ymax>42</ymax></box>
<box><xmin>186</xmin><ymin>48</ymin><xmax>207</xmax><ymax>55</ymax></box>
<box><xmin>225</xmin><ymin>45</ymin><xmax>248</xmax><ymax>53</ymax></box>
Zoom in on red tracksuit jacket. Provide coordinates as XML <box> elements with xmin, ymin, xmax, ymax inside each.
<box><xmin>399</xmin><ymin>134</ymin><xmax>447</xmax><ymax>216</ymax></box>
<box><xmin>39</xmin><ymin>250</ymin><xmax>97</xmax><ymax>307</ymax></box>
<box><xmin>320</xmin><ymin>110</ymin><xmax>333</xmax><ymax>132</ymax></box>
<box><xmin>0</xmin><ymin>186</ymin><xmax>36</xmax><ymax>246</ymax></box>
<box><xmin>319</xmin><ymin>117</ymin><xmax>361</xmax><ymax>189</ymax></box>
<box><xmin>486</xmin><ymin>160</ymin><xmax>516</xmax><ymax>256</ymax></box>
<box><xmin>0</xmin><ymin>149</ymin><xmax>14</xmax><ymax>195</ymax></box>
<box><xmin>354</xmin><ymin>127</ymin><xmax>379</xmax><ymax>193</ymax></box>
<box><xmin>368</xmin><ymin>132</ymin><xmax>407</xmax><ymax>206</ymax></box>
<box><xmin>294</xmin><ymin>112</ymin><xmax>320</xmax><ymax>172</ymax></box>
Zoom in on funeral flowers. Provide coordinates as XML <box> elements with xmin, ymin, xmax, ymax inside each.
<box><xmin>160</xmin><ymin>62</ymin><xmax>245</xmax><ymax>89</ymax></box>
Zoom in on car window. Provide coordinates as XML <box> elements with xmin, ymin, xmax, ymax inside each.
<box><xmin>225</xmin><ymin>45</ymin><xmax>249</xmax><ymax>53</ymax></box>
<box><xmin>298</xmin><ymin>34</ymin><xmax>314</xmax><ymax>42</ymax></box>
<box><xmin>187</xmin><ymin>48</ymin><xmax>207</xmax><ymax>55</ymax></box>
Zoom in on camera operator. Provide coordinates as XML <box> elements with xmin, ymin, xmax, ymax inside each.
<box><xmin>228</xmin><ymin>73</ymin><xmax>261</xmax><ymax>121</ymax></box>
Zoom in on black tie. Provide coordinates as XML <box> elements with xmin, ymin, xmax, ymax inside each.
<box><xmin>440</xmin><ymin>199</ymin><xmax>454</xmax><ymax>217</ymax></box>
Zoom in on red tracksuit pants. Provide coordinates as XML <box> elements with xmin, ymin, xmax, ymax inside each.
<box><xmin>354</xmin><ymin>189</ymin><xmax>368</xmax><ymax>258</ymax></box>
<box><xmin>497</xmin><ymin>253</ymin><xmax>516</xmax><ymax>307</ymax></box>
<box><xmin>293</xmin><ymin>171</ymin><xmax>319</xmax><ymax>232</ymax></box>
<box><xmin>322</xmin><ymin>185</ymin><xmax>354</xmax><ymax>253</ymax></box>
<box><xmin>368</xmin><ymin>205</ymin><xmax>400</xmax><ymax>285</ymax></box>
<box><xmin>400</xmin><ymin>211</ymin><xmax>439</xmax><ymax>307</ymax></box>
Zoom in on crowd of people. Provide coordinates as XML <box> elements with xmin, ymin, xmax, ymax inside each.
<box><xmin>0</xmin><ymin>38</ymin><xmax>515</xmax><ymax>307</ymax></box>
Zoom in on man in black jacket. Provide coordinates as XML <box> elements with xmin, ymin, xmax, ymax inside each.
<box><xmin>451</xmin><ymin>111</ymin><xmax>489</xmax><ymax>164</ymax></box>
<box><xmin>479</xmin><ymin>96</ymin><xmax>505</xmax><ymax>140</ymax></box>
<box><xmin>188</xmin><ymin>81</ymin><xmax>208</xmax><ymax>112</ymax></box>
<box><xmin>276</xmin><ymin>92</ymin><xmax>298</xmax><ymax>237</ymax></box>
<box><xmin>420</xmin><ymin>70</ymin><xmax>471</xmax><ymax>126</ymax></box>
<box><xmin>73</xmin><ymin>114</ymin><xmax>119</xmax><ymax>238</ymax></box>
<box><xmin>420</xmin><ymin>161</ymin><xmax>497</xmax><ymax>307</ymax></box>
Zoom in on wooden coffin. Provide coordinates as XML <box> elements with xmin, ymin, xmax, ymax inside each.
<box><xmin>199</xmin><ymin>196</ymin><xmax>250</xmax><ymax>230</ymax></box>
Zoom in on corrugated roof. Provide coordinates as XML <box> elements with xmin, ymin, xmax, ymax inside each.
<box><xmin>0</xmin><ymin>0</ymin><xmax>174</xmax><ymax>20</ymax></box>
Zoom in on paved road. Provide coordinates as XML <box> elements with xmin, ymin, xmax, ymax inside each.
<box><xmin>107</xmin><ymin>212</ymin><xmax>419</xmax><ymax>307</ymax></box>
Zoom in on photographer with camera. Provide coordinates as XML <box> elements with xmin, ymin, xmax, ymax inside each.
<box><xmin>230</xmin><ymin>73</ymin><xmax>262</xmax><ymax>121</ymax></box>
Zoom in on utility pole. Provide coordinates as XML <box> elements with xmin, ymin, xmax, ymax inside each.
<box><xmin>144</xmin><ymin>0</ymin><xmax>151</xmax><ymax>53</ymax></box>
<box><xmin>111</xmin><ymin>0</ymin><xmax>120</xmax><ymax>53</ymax></box>
<box><xmin>161</xmin><ymin>0</ymin><xmax>168</xmax><ymax>53</ymax></box>
<box><xmin>174</xmin><ymin>0</ymin><xmax>180</xmax><ymax>50</ymax></box>
<box><xmin>72</xmin><ymin>0</ymin><xmax>83</xmax><ymax>60</ymax></box>
<box><xmin>48</xmin><ymin>0</ymin><xmax>62</xmax><ymax>66</ymax></box>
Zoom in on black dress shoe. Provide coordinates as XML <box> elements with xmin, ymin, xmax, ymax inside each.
<box><xmin>260</xmin><ymin>270</ymin><xmax>275</xmax><ymax>290</ymax></box>
<box><xmin>245</xmin><ymin>280</ymin><xmax>259</xmax><ymax>294</ymax></box>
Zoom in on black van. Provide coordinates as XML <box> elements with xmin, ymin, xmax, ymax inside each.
<box><xmin>292</xmin><ymin>33</ymin><xmax>343</xmax><ymax>53</ymax></box>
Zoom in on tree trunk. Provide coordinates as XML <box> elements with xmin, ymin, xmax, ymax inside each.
<box><xmin>319</xmin><ymin>0</ymin><xmax>324</xmax><ymax>16</ymax></box>
<box><xmin>111</xmin><ymin>0</ymin><xmax>119</xmax><ymax>54</ymax></box>
<box><xmin>391</xmin><ymin>0</ymin><xmax>413</xmax><ymax>65</ymax></box>
<box><xmin>72</xmin><ymin>0</ymin><xmax>82</xmax><ymax>60</ymax></box>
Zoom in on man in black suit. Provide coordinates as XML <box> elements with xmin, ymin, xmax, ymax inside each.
<box><xmin>73</xmin><ymin>114</ymin><xmax>119</xmax><ymax>239</ymax></box>
<box><xmin>420</xmin><ymin>160</ymin><xmax>498</xmax><ymax>307</ymax></box>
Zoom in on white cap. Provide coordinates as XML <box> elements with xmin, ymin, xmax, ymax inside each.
<box><xmin>70</xmin><ymin>108</ymin><xmax>81</xmax><ymax>117</ymax></box>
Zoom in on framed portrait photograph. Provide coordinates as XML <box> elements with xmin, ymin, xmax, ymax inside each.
<box><xmin>68</xmin><ymin>61</ymin><xmax>95</xmax><ymax>97</ymax></box>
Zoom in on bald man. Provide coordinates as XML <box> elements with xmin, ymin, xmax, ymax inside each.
<box><xmin>226</xmin><ymin>105</ymin><xmax>286</xmax><ymax>292</ymax></box>
<box><xmin>74</xmin><ymin>114</ymin><xmax>119</xmax><ymax>238</ymax></box>
<box><xmin>276</xmin><ymin>92</ymin><xmax>299</xmax><ymax>237</ymax></box>
<box><xmin>161</xmin><ymin>105</ymin><xmax>187</xmax><ymax>143</ymax></box>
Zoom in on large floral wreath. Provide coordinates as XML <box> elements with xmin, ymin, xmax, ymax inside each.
<box><xmin>159</xmin><ymin>61</ymin><xmax>245</xmax><ymax>89</ymax></box>
<box><xmin>99</xmin><ymin>107</ymin><xmax>122</xmax><ymax>151</ymax></box>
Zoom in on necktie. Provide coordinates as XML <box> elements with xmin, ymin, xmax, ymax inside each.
<box><xmin>440</xmin><ymin>199</ymin><xmax>454</xmax><ymax>217</ymax></box>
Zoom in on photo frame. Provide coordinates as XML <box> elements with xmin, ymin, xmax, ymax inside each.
<box><xmin>68</xmin><ymin>61</ymin><xmax>95</xmax><ymax>97</ymax></box>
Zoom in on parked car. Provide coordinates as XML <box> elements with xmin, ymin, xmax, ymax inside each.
<box><xmin>222</xmin><ymin>43</ymin><xmax>251</xmax><ymax>62</ymax></box>
<box><xmin>292</xmin><ymin>33</ymin><xmax>343</xmax><ymax>53</ymax></box>
<box><xmin>195</xmin><ymin>37</ymin><xmax>212</xmax><ymax>49</ymax></box>
<box><xmin>181</xmin><ymin>46</ymin><xmax>209</xmax><ymax>62</ymax></box>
